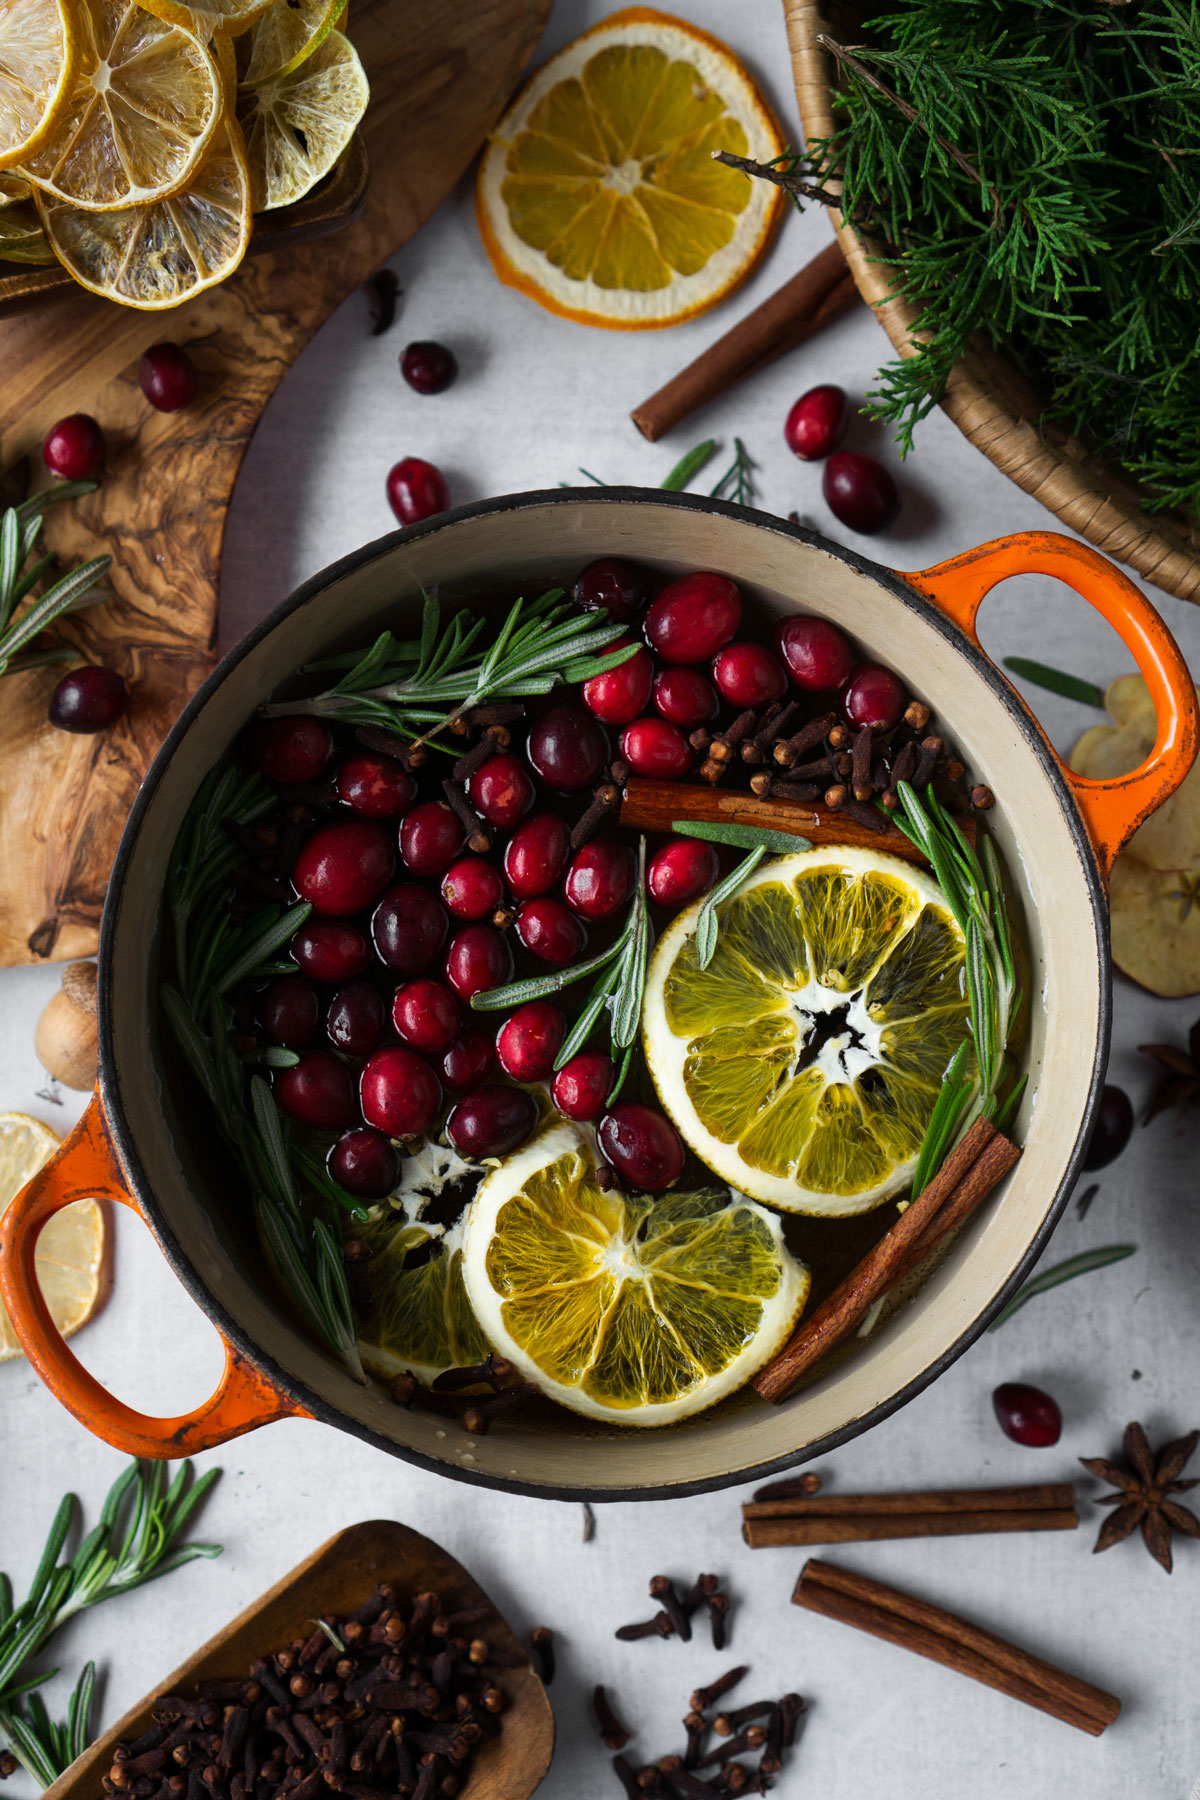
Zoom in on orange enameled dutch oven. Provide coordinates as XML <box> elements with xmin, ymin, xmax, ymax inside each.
<box><xmin>1</xmin><ymin>492</ymin><xmax>1195</xmax><ymax>1497</ymax></box>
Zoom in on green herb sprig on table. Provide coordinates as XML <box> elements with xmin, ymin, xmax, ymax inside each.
<box><xmin>988</xmin><ymin>1243</ymin><xmax>1138</xmax><ymax>1331</ymax></box>
<box><xmin>0</xmin><ymin>484</ymin><xmax>111</xmax><ymax>678</ymax></box>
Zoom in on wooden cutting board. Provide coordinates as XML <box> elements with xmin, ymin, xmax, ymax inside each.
<box><xmin>0</xmin><ymin>0</ymin><xmax>550</xmax><ymax>966</ymax></box>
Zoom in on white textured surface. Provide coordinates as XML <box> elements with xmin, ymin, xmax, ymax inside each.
<box><xmin>4</xmin><ymin>3</ymin><xmax>1200</xmax><ymax>1797</ymax></box>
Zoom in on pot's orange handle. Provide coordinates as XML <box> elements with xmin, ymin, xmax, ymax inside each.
<box><xmin>908</xmin><ymin>531</ymin><xmax>1198</xmax><ymax>877</ymax></box>
<box><xmin>0</xmin><ymin>1095</ymin><xmax>308</xmax><ymax>1456</ymax></box>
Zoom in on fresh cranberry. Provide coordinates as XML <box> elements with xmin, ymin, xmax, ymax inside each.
<box><xmin>712</xmin><ymin>641</ymin><xmax>787</xmax><ymax>709</ymax></box>
<box><xmin>445</xmin><ymin>923</ymin><xmax>512</xmax><ymax>999</ymax></box>
<box><xmin>563</xmin><ymin>838</ymin><xmax>635</xmax><ymax>920</ymax></box>
<box><xmin>440</xmin><ymin>1027</ymin><xmax>495</xmax><ymax>1093</ymax></box>
<box><xmin>371</xmin><ymin>885</ymin><xmax>448</xmax><ymax>976</ymax></box>
<box><xmin>619</xmin><ymin>717</ymin><xmax>693</xmax><ymax>780</ymax></box>
<box><xmin>139</xmin><ymin>342</ymin><xmax>198</xmax><ymax>411</ymax></box>
<box><xmin>447</xmin><ymin>1085</ymin><xmax>538</xmax><ymax>1159</ymax></box>
<box><xmin>43</xmin><ymin>413</ymin><xmax>105</xmax><ymax>480</ymax></box>
<box><xmin>992</xmin><ymin>1382</ymin><xmax>1062</xmax><ymax>1448</ymax></box>
<box><xmin>292</xmin><ymin>920</ymin><xmax>370</xmax><ymax>983</ymax></box>
<box><xmin>470</xmin><ymin>754</ymin><xmax>534</xmax><ymax>828</ymax></box>
<box><xmin>1083</xmin><ymin>1085</ymin><xmax>1134</xmax><ymax>1171</ymax></box>
<box><xmin>842</xmin><ymin>663</ymin><xmax>906</xmax><ymax>732</ymax></box>
<box><xmin>503</xmin><ymin>813</ymin><xmax>571</xmax><ymax>899</ymax></box>
<box><xmin>775</xmin><ymin>616</ymin><xmax>854</xmax><ymax>691</ymax></box>
<box><xmin>326</xmin><ymin>980</ymin><xmax>385</xmax><ymax>1056</ymax></box>
<box><xmin>293</xmin><ymin>820</ymin><xmax>394</xmax><ymax>916</ymax></box>
<box><xmin>644</xmin><ymin>572</ymin><xmax>741</xmax><ymax>665</ymax></box>
<box><xmin>275</xmin><ymin>1052</ymin><xmax>356</xmax><ymax>1131</ymax></box>
<box><xmin>441</xmin><ymin>856</ymin><xmax>505</xmax><ymax>922</ymax></box>
<box><xmin>400</xmin><ymin>800</ymin><xmax>463</xmax><ymax>878</ymax></box>
<box><xmin>653</xmin><ymin>666</ymin><xmax>718</xmax><ymax>729</ymax></box>
<box><xmin>572</xmin><ymin>557</ymin><xmax>652</xmax><ymax>624</ymax></box>
<box><xmin>243</xmin><ymin>715</ymin><xmax>333</xmax><ymax>784</ymax></box>
<box><xmin>823</xmin><ymin>452</ymin><xmax>899</xmax><ymax>535</ymax></box>
<box><xmin>328</xmin><ymin>1127</ymin><xmax>400</xmax><ymax>1199</ymax></box>
<box><xmin>598</xmin><ymin>1104</ymin><xmax>684</xmax><ymax>1192</ymax></box>
<box><xmin>400</xmin><ymin>341</ymin><xmax>457</xmax><ymax>395</ymax></box>
<box><xmin>392</xmin><ymin>978</ymin><xmax>463</xmax><ymax>1054</ymax></box>
<box><xmin>527</xmin><ymin>704</ymin><xmax>608</xmax><ymax>791</ymax></box>
<box><xmin>582</xmin><ymin>641</ymin><xmax>653</xmax><ymax>727</ymax></box>
<box><xmin>552</xmin><ymin>1053</ymin><xmax>613</xmax><ymax>1122</ymax></box>
<box><xmin>387</xmin><ymin>457</ymin><xmax>449</xmax><ymax>525</ymax></box>
<box><xmin>48</xmin><ymin>667</ymin><xmax>128</xmax><ymax>733</ymax></box>
<box><xmin>647</xmin><ymin>839</ymin><xmax>719</xmax><ymax>908</ymax></box>
<box><xmin>784</xmin><ymin>384</ymin><xmax>847</xmax><ymax>460</ymax></box>
<box><xmin>261</xmin><ymin>975</ymin><xmax>320</xmax><ymax>1049</ymax></box>
<box><xmin>516</xmin><ymin>897</ymin><xmax>585</xmax><ymax>967</ymax></box>
<box><xmin>497</xmin><ymin>1001</ymin><xmax>564</xmax><ymax>1081</ymax></box>
<box><xmin>360</xmin><ymin>1046</ymin><xmax>442</xmax><ymax>1137</ymax></box>
<box><xmin>335</xmin><ymin>752</ymin><xmax>415</xmax><ymax>819</ymax></box>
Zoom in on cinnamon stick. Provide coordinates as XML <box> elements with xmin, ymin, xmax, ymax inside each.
<box><xmin>745</xmin><ymin>1482</ymin><xmax>1075</xmax><ymax>1519</ymax></box>
<box><xmin>631</xmin><ymin>244</ymin><xmax>858</xmax><ymax>441</ymax></box>
<box><xmin>793</xmin><ymin>1561</ymin><xmax>1120</xmax><ymax>1735</ymax></box>
<box><xmin>744</xmin><ymin>1506</ymin><xmax>1077</xmax><ymax>1548</ymax></box>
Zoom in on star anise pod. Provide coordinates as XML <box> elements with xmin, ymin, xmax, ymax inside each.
<box><xmin>1080</xmin><ymin>1421</ymin><xmax>1200</xmax><ymax>1572</ymax></box>
<box><xmin>1138</xmin><ymin>1015</ymin><xmax>1200</xmax><ymax>1124</ymax></box>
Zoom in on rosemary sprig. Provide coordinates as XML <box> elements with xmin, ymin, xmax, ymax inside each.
<box><xmin>1001</xmin><ymin>658</ymin><xmax>1104</xmax><ymax>708</ymax></box>
<box><xmin>673</xmin><ymin>818</ymin><xmax>810</xmax><ymax>854</ymax></box>
<box><xmin>561</xmin><ymin>437</ymin><xmax>718</xmax><ymax>491</ymax></box>
<box><xmin>695</xmin><ymin>847</ymin><xmax>767</xmax><ymax>969</ymax></box>
<box><xmin>0</xmin><ymin>483</ymin><xmax>111</xmax><ymax>678</ymax></box>
<box><xmin>0</xmin><ymin>1664</ymin><xmax>94</xmax><ymax>1788</ymax></box>
<box><xmin>987</xmin><ymin>1244</ymin><xmax>1137</xmax><ymax>1331</ymax></box>
<box><xmin>709</xmin><ymin>437</ymin><xmax>757</xmax><ymax>508</ymax></box>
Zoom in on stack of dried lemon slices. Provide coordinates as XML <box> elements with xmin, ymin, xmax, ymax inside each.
<box><xmin>0</xmin><ymin>0</ymin><xmax>367</xmax><ymax>308</ymax></box>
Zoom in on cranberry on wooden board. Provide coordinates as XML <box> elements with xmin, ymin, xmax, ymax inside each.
<box><xmin>387</xmin><ymin>457</ymin><xmax>450</xmax><ymax>525</ymax></box>
<box><xmin>647</xmin><ymin>838</ymin><xmax>719</xmax><ymax>908</ymax></box>
<box><xmin>400</xmin><ymin>341</ymin><xmax>457</xmax><ymax>394</ymax></box>
<box><xmin>598</xmin><ymin>1104</ymin><xmax>684</xmax><ymax>1192</ymax></box>
<box><xmin>470</xmin><ymin>754</ymin><xmax>535</xmax><ymax>828</ymax></box>
<box><xmin>371</xmin><ymin>885</ymin><xmax>448</xmax><ymax>976</ymax></box>
<box><xmin>43</xmin><ymin>413</ymin><xmax>105</xmax><ymax>480</ymax></box>
<box><xmin>619</xmin><ymin>717</ymin><xmax>693</xmax><ymax>780</ymax></box>
<box><xmin>564</xmin><ymin>837</ymin><xmax>635</xmax><ymax>920</ymax></box>
<box><xmin>292</xmin><ymin>921</ymin><xmax>370</xmax><ymax>984</ymax></box>
<box><xmin>261</xmin><ymin>975</ymin><xmax>320</xmax><ymax>1049</ymax></box>
<box><xmin>139</xmin><ymin>342</ymin><xmax>198</xmax><ymax>411</ymax></box>
<box><xmin>992</xmin><ymin>1383</ymin><xmax>1062</xmax><ymax>1447</ymax></box>
<box><xmin>392</xmin><ymin>978</ymin><xmax>463</xmax><ymax>1055</ymax></box>
<box><xmin>326</xmin><ymin>980</ymin><xmax>386</xmax><ymax>1057</ymax></box>
<box><xmin>653</xmin><ymin>666</ymin><xmax>718</xmax><ymax>728</ymax></box>
<box><xmin>1083</xmin><ymin>1085</ymin><xmax>1133</xmax><ymax>1171</ymax></box>
<box><xmin>293</xmin><ymin>820</ymin><xmax>394</xmax><ymax>916</ymax></box>
<box><xmin>360</xmin><ymin>1046</ymin><xmax>442</xmax><ymax>1137</ymax></box>
<box><xmin>328</xmin><ymin>1127</ymin><xmax>400</xmax><ymax>1199</ymax></box>
<box><xmin>775</xmin><ymin>616</ymin><xmax>854</xmax><ymax>692</ymax></box>
<box><xmin>582</xmin><ymin>641</ymin><xmax>654</xmax><ymax>727</ymax></box>
<box><xmin>441</xmin><ymin>856</ymin><xmax>505</xmax><ymax>921</ymax></box>
<box><xmin>275</xmin><ymin>1052</ymin><xmax>357</xmax><ymax>1131</ymax></box>
<box><xmin>503</xmin><ymin>813</ymin><xmax>571</xmax><ymax>899</ymax></box>
<box><xmin>497</xmin><ymin>1001</ymin><xmax>564</xmax><ymax>1081</ymax></box>
<box><xmin>335</xmin><ymin>752</ymin><xmax>416</xmax><ymax>819</ymax></box>
<box><xmin>823</xmin><ymin>451</ymin><xmax>899</xmax><ymax>535</ymax></box>
<box><xmin>440</xmin><ymin>1027</ymin><xmax>495</xmax><ymax>1093</ymax></box>
<box><xmin>400</xmin><ymin>800</ymin><xmax>464</xmax><ymax>877</ymax></box>
<box><xmin>447</xmin><ymin>1085</ymin><xmax>538</xmax><ymax>1159</ymax></box>
<box><xmin>552</xmin><ymin>1053</ymin><xmax>614</xmax><ymax>1122</ymax></box>
<box><xmin>527</xmin><ymin>704</ymin><xmax>608</xmax><ymax>791</ymax></box>
<box><xmin>712</xmin><ymin>641</ymin><xmax>787</xmax><ymax>709</ymax></box>
<box><xmin>784</xmin><ymin>384</ymin><xmax>847</xmax><ymax>461</ymax></box>
<box><xmin>244</xmin><ymin>716</ymin><xmax>333</xmax><ymax>785</ymax></box>
<box><xmin>445</xmin><ymin>923</ymin><xmax>512</xmax><ymax>999</ymax></box>
<box><xmin>572</xmin><ymin>557</ymin><xmax>653</xmax><ymax>624</ymax></box>
<box><xmin>48</xmin><ymin>667</ymin><xmax>128</xmax><ymax>733</ymax></box>
<box><xmin>644</xmin><ymin>572</ymin><xmax>741</xmax><ymax>665</ymax></box>
<box><xmin>516</xmin><ymin>897</ymin><xmax>585</xmax><ymax>967</ymax></box>
<box><xmin>842</xmin><ymin>663</ymin><xmax>907</xmax><ymax>732</ymax></box>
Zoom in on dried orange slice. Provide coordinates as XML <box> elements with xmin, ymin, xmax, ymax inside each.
<box><xmin>0</xmin><ymin>1112</ymin><xmax>107</xmax><ymax>1361</ymax></box>
<box><xmin>476</xmin><ymin>6</ymin><xmax>784</xmax><ymax>330</ymax></box>
<box><xmin>0</xmin><ymin>0</ymin><xmax>79</xmax><ymax>173</ymax></box>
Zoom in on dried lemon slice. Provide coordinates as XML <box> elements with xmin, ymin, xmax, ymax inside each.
<box><xmin>0</xmin><ymin>0</ymin><xmax>79</xmax><ymax>173</ymax></box>
<box><xmin>136</xmin><ymin>0</ymin><xmax>271</xmax><ymax>39</ymax></box>
<box><xmin>237</xmin><ymin>0</ymin><xmax>345</xmax><ymax>88</ymax></box>
<box><xmin>236</xmin><ymin>28</ymin><xmax>365</xmax><ymax>210</ymax></box>
<box><xmin>20</xmin><ymin>0</ymin><xmax>222</xmax><ymax>210</ymax></box>
<box><xmin>0</xmin><ymin>181</ymin><xmax>53</xmax><ymax>257</ymax></box>
<box><xmin>0</xmin><ymin>1112</ymin><xmax>107</xmax><ymax>1361</ymax></box>
<box><xmin>36</xmin><ymin>114</ymin><xmax>251</xmax><ymax>307</ymax></box>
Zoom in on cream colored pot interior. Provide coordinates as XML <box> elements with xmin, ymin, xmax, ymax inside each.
<box><xmin>105</xmin><ymin>496</ymin><xmax>1102</xmax><ymax>1494</ymax></box>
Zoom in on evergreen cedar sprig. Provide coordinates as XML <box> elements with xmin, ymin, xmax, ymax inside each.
<box><xmin>0</xmin><ymin>482</ymin><xmax>111</xmax><ymax>677</ymax></box>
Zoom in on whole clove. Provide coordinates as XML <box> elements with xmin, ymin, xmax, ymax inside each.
<box><xmin>441</xmin><ymin>780</ymin><xmax>493</xmax><ymax>855</ymax></box>
<box><xmin>851</xmin><ymin>725</ymin><xmax>873</xmax><ymax>801</ymax></box>
<box><xmin>431</xmin><ymin>1355</ymin><xmax>512</xmax><ymax>1394</ymax></box>
<box><xmin>529</xmin><ymin>1626</ymin><xmax>555</xmax><ymax>1686</ymax></box>
<box><xmin>571</xmin><ymin>782</ymin><xmax>622</xmax><ymax>851</ymax></box>
<box><xmin>649</xmin><ymin>1576</ymin><xmax>691</xmax><ymax>1642</ymax></box>
<box><xmin>773</xmin><ymin>712</ymin><xmax>836</xmax><ymax>768</ymax></box>
<box><xmin>751</xmin><ymin>1471</ymin><xmax>821</xmax><ymax>1503</ymax></box>
<box><xmin>451</xmin><ymin>727</ymin><xmax>508</xmax><ymax>784</ymax></box>
<box><xmin>690</xmin><ymin>1669</ymin><xmax>748</xmax><ymax>1714</ymax></box>
<box><xmin>341</xmin><ymin>1239</ymin><xmax>372</xmax><ymax>1322</ymax></box>
<box><xmin>593</xmin><ymin>1685</ymin><xmax>631</xmax><ymax>1750</ymax></box>
<box><xmin>367</xmin><ymin>269</ymin><xmax>400</xmax><ymax>335</ymax></box>
<box><xmin>679</xmin><ymin>1574</ymin><xmax>719</xmax><ymax>1616</ymax></box>
<box><xmin>682</xmin><ymin>1714</ymin><xmax>707</xmax><ymax>1769</ymax></box>
<box><xmin>615</xmin><ymin>1613</ymin><xmax>674</xmax><ymax>1642</ymax></box>
<box><xmin>971</xmin><ymin>784</ymin><xmax>995</xmax><ymax>810</ymax></box>
<box><xmin>706</xmin><ymin>1593</ymin><xmax>731</xmax><ymax>1651</ymax></box>
<box><xmin>461</xmin><ymin>1381</ymin><xmax>539</xmax><ymax>1436</ymax></box>
<box><xmin>712</xmin><ymin>1701</ymin><xmax>774</xmax><ymax>1738</ymax></box>
<box><xmin>613</xmin><ymin>1756</ymin><xmax>643</xmax><ymax>1800</ymax></box>
<box><xmin>353</xmin><ymin>725</ymin><xmax>426</xmax><ymax>771</ymax></box>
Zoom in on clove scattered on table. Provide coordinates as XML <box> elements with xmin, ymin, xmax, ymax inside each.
<box><xmin>602</xmin><ymin>1663</ymin><xmax>805</xmax><ymax>1796</ymax></box>
<box><xmin>614</xmin><ymin>1574</ymin><xmax>734</xmax><ymax>1651</ymax></box>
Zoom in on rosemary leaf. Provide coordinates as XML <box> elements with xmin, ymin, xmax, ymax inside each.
<box><xmin>470</xmin><ymin>926</ymin><xmax>632</xmax><ymax>1012</ymax></box>
<box><xmin>987</xmin><ymin>1244</ymin><xmax>1137</xmax><ymax>1331</ymax></box>
<box><xmin>213</xmin><ymin>902</ymin><xmax>310</xmax><ymax>994</ymax></box>
<box><xmin>610</xmin><ymin>841</ymin><xmax>651</xmax><ymax>1050</ymax></box>
<box><xmin>607</xmin><ymin>1041</ymin><xmax>636</xmax><ymax>1108</ymax></box>
<box><xmin>660</xmin><ymin>439</ymin><xmax>717</xmax><ymax>490</ymax></box>
<box><xmin>1001</xmin><ymin>658</ymin><xmax>1105</xmax><ymax>708</ymax></box>
<box><xmin>673</xmin><ymin>818</ymin><xmax>810</xmax><ymax>854</ymax></box>
<box><xmin>695</xmin><ymin>846</ymin><xmax>767</xmax><ymax>969</ymax></box>
<box><xmin>553</xmin><ymin>958</ymin><xmax>623</xmax><ymax>1070</ymax></box>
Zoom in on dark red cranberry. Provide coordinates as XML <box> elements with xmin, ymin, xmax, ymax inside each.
<box><xmin>496</xmin><ymin>1001</ymin><xmax>564</xmax><ymax>1081</ymax></box>
<box><xmin>387</xmin><ymin>457</ymin><xmax>449</xmax><ymax>525</ymax></box>
<box><xmin>440</xmin><ymin>1027</ymin><xmax>495</xmax><ymax>1093</ymax></box>
<box><xmin>784</xmin><ymin>384</ymin><xmax>847</xmax><ymax>460</ymax></box>
<box><xmin>392</xmin><ymin>978</ymin><xmax>463</xmax><ymax>1055</ymax></box>
<box><xmin>644</xmin><ymin>572</ymin><xmax>741</xmax><ymax>665</ymax></box>
<box><xmin>335</xmin><ymin>752</ymin><xmax>415</xmax><ymax>819</ymax></box>
<box><xmin>48</xmin><ymin>667</ymin><xmax>128</xmax><ymax>733</ymax></box>
<box><xmin>400</xmin><ymin>799</ymin><xmax>463</xmax><ymax>878</ymax></box>
<box><xmin>552</xmin><ymin>1053</ymin><xmax>613</xmax><ymax>1122</ymax></box>
<box><xmin>582</xmin><ymin>641</ymin><xmax>654</xmax><ymax>727</ymax></box>
<box><xmin>563</xmin><ymin>837</ymin><xmax>635</xmax><ymax>921</ymax></box>
<box><xmin>139</xmin><ymin>342</ymin><xmax>198</xmax><ymax>412</ymax></box>
<box><xmin>292</xmin><ymin>920</ymin><xmax>370</xmax><ymax>983</ymax></box>
<box><xmin>326</xmin><ymin>980</ymin><xmax>385</xmax><ymax>1056</ymax></box>
<box><xmin>445</xmin><ymin>923</ymin><xmax>512</xmax><ymax>1000</ymax></box>
<box><xmin>400</xmin><ymin>341</ymin><xmax>457</xmax><ymax>395</ymax></box>
<box><xmin>598</xmin><ymin>1104</ymin><xmax>684</xmax><ymax>1191</ymax></box>
<box><xmin>371</xmin><ymin>885</ymin><xmax>448</xmax><ymax>976</ymax></box>
<box><xmin>653</xmin><ymin>666</ymin><xmax>718</xmax><ymax>728</ymax></box>
<box><xmin>516</xmin><ymin>897</ymin><xmax>585</xmax><ymax>967</ymax></box>
<box><xmin>261</xmin><ymin>975</ymin><xmax>320</xmax><ymax>1049</ymax></box>
<box><xmin>43</xmin><ymin>413</ymin><xmax>105</xmax><ymax>480</ymax></box>
<box><xmin>823</xmin><ymin>451</ymin><xmax>899</xmax><ymax>535</ymax></box>
<box><xmin>293</xmin><ymin>820</ymin><xmax>394</xmax><ymax>916</ymax></box>
<box><xmin>775</xmin><ymin>616</ymin><xmax>854</xmax><ymax>691</ymax></box>
<box><xmin>842</xmin><ymin>663</ymin><xmax>906</xmax><ymax>732</ymax></box>
<box><xmin>275</xmin><ymin>1052</ymin><xmax>356</xmax><ymax>1131</ymax></box>
<box><xmin>527</xmin><ymin>703</ymin><xmax>608</xmax><ymax>791</ymax></box>
<box><xmin>1083</xmin><ymin>1085</ymin><xmax>1134</xmax><ymax>1171</ymax></box>
<box><xmin>711</xmin><ymin>641</ymin><xmax>787</xmax><ymax>709</ymax></box>
<box><xmin>619</xmin><ymin>717</ymin><xmax>693</xmax><ymax>781</ymax></box>
<box><xmin>360</xmin><ymin>1046</ymin><xmax>442</xmax><ymax>1137</ymax></box>
<box><xmin>441</xmin><ymin>856</ymin><xmax>505</xmax><ymax>921</ymax></box>
<box><xmin>447</xmin><ymin>1085</ymin><xmax>538</xmax><ymax>1159</ymax></box>
<box><xmin>647</xmin><ymin>838</ymin><xmax>719</xmax><ymax>908</ymax></box>
<box><xmin>572</xmin><ymin>557</ymin><xmax>652</xmax><ymax>624</ymax></box>
<box><xmin>992</xmin><ymin>1382</ymin><xmax>1062</xmax><ymax>1448</ymax></box>
<box><xmin>503</xmin><ymin>812</ymin><xmax>571</xmax><ymax>899</ymax></box>
<box><xmin>328</xmin><ymin>1127</ymin><xmax>400</xmax><ymax>1199</ymax></box>
<box><xmin>243</xmin><ymin>715</ymin><xmax>333</xmax><ymax>784</ymax></box>
<box><xmin>470</xmin><ymin>754</ymin><xmax>535</xmax><ymax>829</ymax></box>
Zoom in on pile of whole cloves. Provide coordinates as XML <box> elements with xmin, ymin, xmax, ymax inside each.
<box><xmin>615</xmin><ymin>1574</ymin><xmax>733</xmax><ymax>1651</ymax></box>
<box><xmin>601</xmin><ymin>1666</ymin><xmax>805</xmax><ymax>1798</ymax></box>
<box><xmin>384</xmin><ymin>1353</ymin><xmax>540</xmax><ymax>1437</ymax></box>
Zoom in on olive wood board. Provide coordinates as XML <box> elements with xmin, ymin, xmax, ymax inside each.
<box><xmin>0</xmin><ymin>0</ymin><xmax>551</xmax><ymax>967</ymax></box>
<box><xmin>40</xmin><ymin>1520</ymin><xmax>555</xmax><ymax>1800</ymax></box>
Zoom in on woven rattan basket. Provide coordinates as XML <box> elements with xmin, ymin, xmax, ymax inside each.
<box><xmin>784</xmin><ymin>0</ymin><xmax>1200</xmax><ymax>604</ymax></box>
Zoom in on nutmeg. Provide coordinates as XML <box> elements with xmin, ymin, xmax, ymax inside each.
<box><xmin>35</xmin><ymin>960</ymin><xmax>98</xmax><ymax>1089</ymax></box>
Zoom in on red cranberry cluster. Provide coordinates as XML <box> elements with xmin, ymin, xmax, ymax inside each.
<box><xmin>784</xmin><ymin>383</ymin><xmax>901</xmax><ymax>536</ymax></box>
